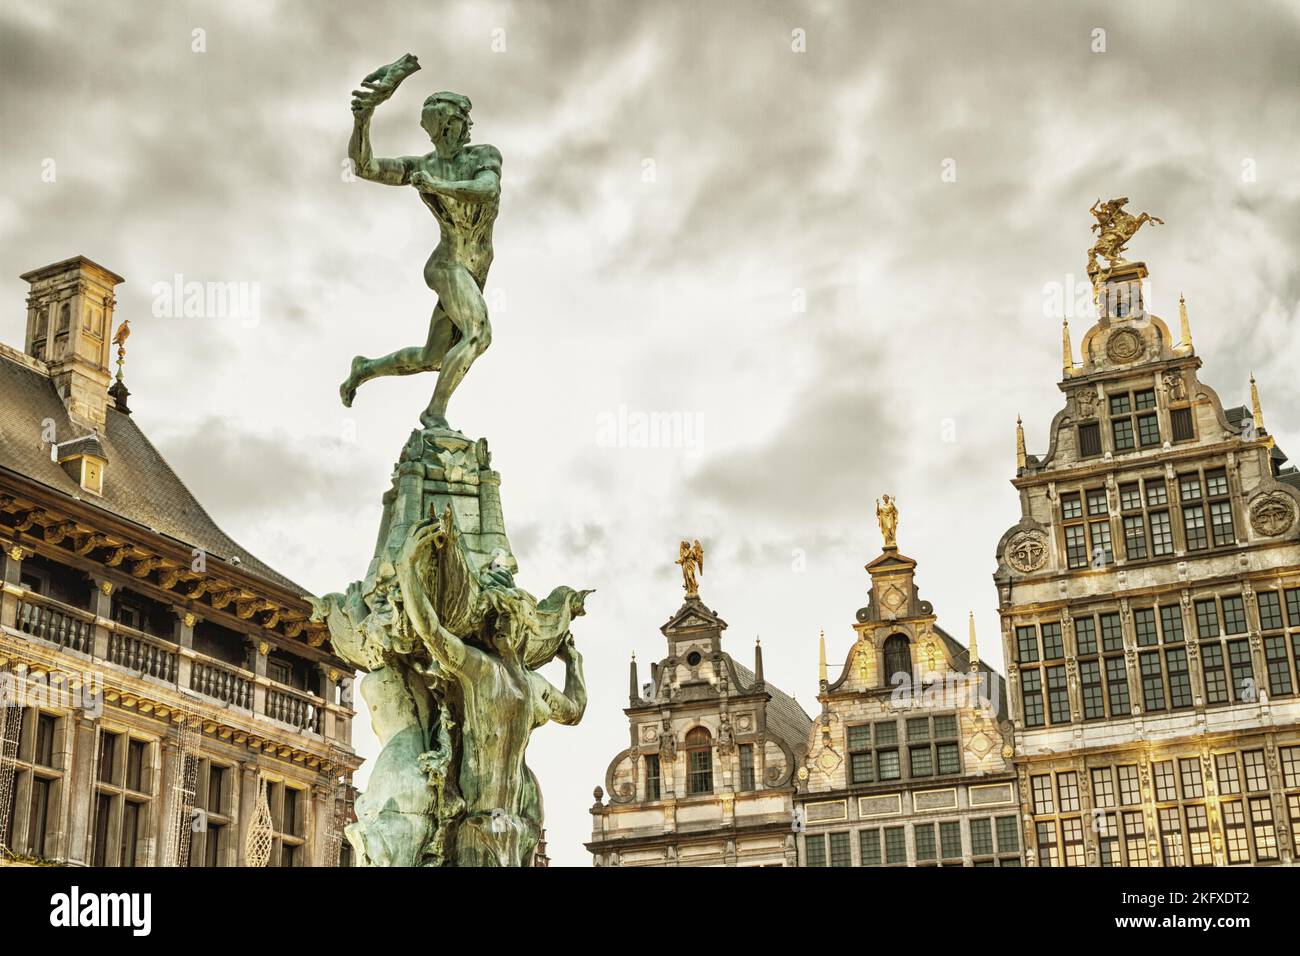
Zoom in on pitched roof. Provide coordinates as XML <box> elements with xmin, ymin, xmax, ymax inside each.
<box><xmin>0</xmin><ymin>346</ymin><xmax>301</xmax><ymax>593</ymax></box>
<box><xmin>732</xmin><ymin>659</ymin><xmax>813</xmax><ymax>760</ymax></box>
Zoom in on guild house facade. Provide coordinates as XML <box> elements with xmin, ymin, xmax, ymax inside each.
<box><xmin>587</xmin><ymin>542</ymin><xmax>812</xmax><ymax>866</ymax></box>
<box><xmin>0</xmin><ymin>256</ymin><xmax>361</xmax><ymax>867</ymax></box>
<box><xmin>795</xmin><ymin>502</ymin><xmax>1020</xmax><ymax>867</ymax></box>
<box><xmin>995</xmin><ymin>260</ymin><xmax>1300</xmax><ymax>866</ymax></box>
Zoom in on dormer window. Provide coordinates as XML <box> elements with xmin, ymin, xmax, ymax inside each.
<box><xmin>882</xmin><ymin>634</ymin><xmax>912</xmax><ymax>686</ymax></box>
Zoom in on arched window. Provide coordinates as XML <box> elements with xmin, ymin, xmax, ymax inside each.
<box><xmin>685</xmin><ymin>726</ymin><xmax>713</xmax><ymax>795</ymax></box>
<box><xmin>883</xmin><ymin>634</ymin><xmax>912</xmax><ymax>686</ymax></box>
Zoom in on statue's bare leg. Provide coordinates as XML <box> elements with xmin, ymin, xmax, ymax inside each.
<box><xmin>420</xmin><ymin>263</ymin><xmax>492</xmax><ymax>429</ymax></box>
<box><xmin>339</xmin><ymin>306</ymin><xmax>456</xmax><ymax>407</ymax></box>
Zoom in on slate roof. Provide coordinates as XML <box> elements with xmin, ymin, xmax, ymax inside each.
<box><xmin>0</xmin><ymin>346</ymin><xmax>302</xmax><ymax>593</ymax></box>
<box><xmin>732</xmin><ymin>659</ymin><xmax>813</xmax><ymax>759</ymax></box>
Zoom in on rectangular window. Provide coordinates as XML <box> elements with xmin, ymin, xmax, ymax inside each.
<box><xmin>1036</xmin><ymin>822</ymin><xmax>1058</xmax><ymax>867</ymax></box>
<box><xmin>971</xmin><ymin>818</ymin><xmax>993</xmax><ymax>856</ymax></box>
<box><xmin>1183</xmin><ymin>505</ymin><xmax>1208</xmax><ymax>550</ymax></box>
<box><xmin>1250</xmin><ymin>798</ymin><xmax>1278</xmax><ymax>861</ymax></box>
<box><xmin>996</xmin><ymin>816</ymin><xmax>1020</xmax><ymax>856</ymax></box>
<box><xmin>1075</xmin><ymin>616</ymin><xmax>1097</xmax><ymax>655</ymax></box>
<box><xmin>1092</xmin><ymin>768</ymin><xmax>1115</xmax><ymax>808</ymax></box>
<box><xmin>1078</xmin><ymin>422</ymin><xmax>1102</xmax><ymax>457</ymax></box>
<box><xmin>1202</xmin><ymin>643</ymin><xmax>1228</xmax><ymax>704</ymax></box>
<box><xmin>1100</xmin><ymin>613</ymin><xmax>1124</xmax><ymax>651</ymax></box>
<box><xmin>1123</xmin><ymin>811</ymin><xmax>1148</xmax><ymax>866</ymax></box>
<box><xmin>1170</xmin><ymin>407</ymin><xmax>1194</xmax><ymax>442</ymax></box>
<box><xmin>1021</xmin><ymin>670</ymin><xmax>1044</xmax><ymax>727</ymax></box>
<box><xmin>914</xmin><ymin>823</ymin><xmax>936</xmax><ymax>862</ymax></box>
<box><xmin>936</xmin><ymin>742</ymin><xmax>960</xmax><ymax>776</ymax></box>
<box><xmin>1137</xmin><ymin>413</ymin><xmax>1160</xmax><ymax>447</ymax></box>
<box><xmin>688</xmin><ymin>748</ymin><xmax>712</xmax><ymax>795</ymax></box>
<box><xmin>938</xmin><ymin>821</ymin><xmax>962</xmax><ymax>860</ymax></box>
<box><xmin>1016</xmin><ymin>626</ymin><xmax>1039</xmax><ymax>663</ymax></box>
<box><xmin>1185</xmin><ymin>804</ymin><xmax>1212</xmax><ymax>865</ymax></box>
<box><xmin>828</xmin><ymin>831</ymin><xmax>851</xmax><ymax>867</ymax></box>
<box><xmin>1150</xmin><ymin>510</ymin><xmax>1174</xmax><ymax>555</ymax></box>
<box><xmin>1080</xmin><ymin>662</ymin><xmax>1104</xmax><ymax>719</ymax></box>
<box><xmin>1195</xmin><ymin>599</ymin><xmax>1220</xmax><ymax>638</ymax></box>
<box><xmin>1118</xmin><ymin>765</ymin><xmax>1141</xmax><ymax>805</ymax></box>
<box><xmin>1061</xmin><ymin>817</ymin><xmax>1085</xmax><ymax>867</ymax></box>
<box><xmin>1228</xmin><ymin>640</ymin><xmax>1254</xmax><ymax>702</ymax></box>
<box><xmin>1179</xmin><ymin>758</ymin><xmax>1204</xmax><ymax>798</ymax></box>
<box><xmin>1160</xmin><ymin>604</ymin><xmax>1184</xmax><ymax>642</ymax></box>
<box><xmin>738</xmin><ymin>744</ymin><xmax>755</xmax><ymax>791</ymax></box>
<box><xmin>1222</xmin><ymin>597</ymin><xmax>1247</xmax><ymax>634</ymax></box>
<box><xmin>1166</xmin><ymin>648</ymin><xmax>1192</xmax><ymax>708</ymax></box>
<box><xmin>1140</xmin><ymin>652</ymin><xmax>1165</xmax><ymax>711</ymax></box>
<box><xmin>1113</xmin><ymin>418</ymin><xmax>1135</xmax><ymax>451</ymax></box>
<box><xmin>1210</xmin><ymin>501</ymin><xmax>1235</xmax><ymax>546</ymax></box>
<box><xmin>1031</xmin><ymin>775</ymin><xmax>1054</xmax><ymax>814</ymax></box>
<box><xmin>1265</xmin><ymin>635</ymin><xmax>1293</xmax><ymax>697</ymax></box>
<box><xmin>1216</xmin><ymin>753</ymin><xmax>1241</xmax><ymax>795</ymax></box>
<box><xmin>1089</xmin><ymin>520</ymin><xmax>1113</xmax><ymax>565</ymax></box>
<box><xmin>1222</xmin><ymin>801</ymin><xmax>1249</xmax><ymax>863</ymax></box>
<box><xmin>1259</xmin><ymin>591</ymin><xmax>1285</xmax><ymax>630</ymax></box>
<box><xmin>1134</xmin><ymin>609</ymin><xmax>1158</xmax><ymax>646</ymax></box>
<box><xmin>1159</xmin><ymin>807</ymin><xmax>1185</xmax><ymax>866</ymax></box>
<box><xmin>805</xmin><ymin>834</ymin><xmax>827</xmax><ymax>867</ymax></box>
<box><xmin>847</xmin><ymin>724</ymin><xmax>873</xmax><ymax>784</ymax></box>
<box><xmin>859</xmin><ymin>828</ymin><xmax>881</xmax><ymax>866</ymax></box>
<box><xmin>883</xmin><ymin>827</ymin><xmax>906</xmax><ymax>864</ymax></box>
<box><xmin>1105</xmin><ymin>656</ymin><xmax>1130</xmax><ymax>716</ymax></box>
<box><xmin>1040</xmin><ymin>623</ymin><xmax>1064</xmax><ymax>660</ymax></box>
<box><xmin>1242</xmin><ymin>751</ymin><xmax>1268</xmax><ymax>792</ymax></box>
<box><xmin>1153</xmin><ymin>761</ymin><xmax>1178</xmax><ymax>801</ymax></box>
<box><xmin>1061</xmin><ymin>493</ymin><xmax>1083</xmax><ymax>520</ymax></box>
<box><xmin>1057</xmin><ymin>772</ymin><xmax>1080</xmax><ymax>812</ymax></box>
<box><xmin>1046</xmin><ymin>666</ymin><xmax>1070</xmax><ymax>724</ymax></box>
<box><xmin>1065</xmin><ymin>525</ymin><xmax>1088</xmax><ymax>569</ymax></box>
<box><xmin>645</xmin><ymin>754</ymin><xmax>661</xmax><ymax>800</ymax></box>
<box><xmin>909</xmin><ymin>745</ymin><xmax>933</xmax><ymax>778</ymax></box>
<box><xmin>1123</xmin><ymin>515</ymin><xmax>1148</xmax><ymax>559</ymax></box>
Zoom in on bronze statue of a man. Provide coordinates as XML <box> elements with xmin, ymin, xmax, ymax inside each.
<box><xmin>340</xmin><ymin>54</ymin><xmax>501</xmax><ymax>429</ymax></box>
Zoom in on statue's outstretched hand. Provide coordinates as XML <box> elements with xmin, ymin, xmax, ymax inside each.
<box><xmin>351</xmin><ymin>53</ymin><xmax>421</xmax><ymax>114</ymax></box>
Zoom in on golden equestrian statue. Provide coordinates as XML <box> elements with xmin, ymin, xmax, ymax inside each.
<box><xmin>1086</xmin><ymin>197</ymin><xmax>1163</xmax><ymax>291</ymax></box>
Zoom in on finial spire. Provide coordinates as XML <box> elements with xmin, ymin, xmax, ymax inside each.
<box><xmin>1251</xmin><ymin>373</ymin><xmax>1265</xmax><ymax>432</ymax></box>
<box><xmin>968</xmin><ymin>610</ymin><xmax>979</xmax><ymax>667</ymax></box>
<box><xmin>1062</xmin><ymin>316</ymin><xmax>1074</xmax><ymax>376</ymax></box>
<box><xmin>1015</xmin><ymin>415</ymin><xmax>1027</xmax><ymax>471</ymax></box>
<box><xmin>754</xmin><ymin>636</ymin><xmax>765</xmax><ymax>684</ymax></box>
<box><xmin>818</xmin><ymin>629</ymin><xmax>828</xmax><ymax>683</ymax></box>
<box><xmin>1178</xmin><ymin>293</ymin><xmax>1193</xmax><ymax>352</ymax></box>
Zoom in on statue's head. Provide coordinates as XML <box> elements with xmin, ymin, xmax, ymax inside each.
<box><xmin>421</xmin><ymin>91</ymin><xmax>473</xmax><ymax>158</ymax></box>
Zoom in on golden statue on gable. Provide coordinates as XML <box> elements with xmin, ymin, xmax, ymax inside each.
<box><xmin>676</xmin><ymin>539</ymin><xmax>704</xmax><ymax>597</ymax></box>
<box><xmin>876</xmin><ymin>495</ymin><xmax>899</xmax><ymax>549</ymax></box>
<box><xmin>1086</xmin><ymin>197</ymin><xmax>1163</xmax><ymax>290</ymax></box>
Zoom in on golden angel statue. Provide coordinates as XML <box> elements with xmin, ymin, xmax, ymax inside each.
<box><xmin>876</xmin><ymin>495</ymin><xmax>899</xmax><ymax>549</ymax></box>
<box><xmin>676</xmin><ymin>539</ymin><xmax>704</xmax><ymax>597</ymax></box>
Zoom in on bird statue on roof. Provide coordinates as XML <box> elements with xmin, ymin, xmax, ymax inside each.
<box><xmin>112</xmin><ymin>318</ymin><xmax>131</xmax><ymax>349</ymax></box>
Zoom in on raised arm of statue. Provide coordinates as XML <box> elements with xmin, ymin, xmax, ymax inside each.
<box><xmin>395</xmin><ymin>517</ymin><xmax>484</xmax><ymax>679</ymax></box>
<box><xmin>537</xmin><ymin>635</ymin><xmax>586</xmax><ymax>726</ymax></box>
<box><xmin>349</xmin><ymin>53</ymin><xmax>423</xmax><ymax>186</ymax></box>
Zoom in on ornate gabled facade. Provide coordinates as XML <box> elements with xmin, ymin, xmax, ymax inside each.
<box><xmin>995</xmin><ymin>256</ymin><xmax>1300</xmax><ymax>866</ymax></box>
<box><xmin>0</xmin><ymin>256</ymin><xmax>361</xmax><ymax>867</ymax></box>
<box><xmin>796</xmin><ymin>515</ymin><xmax>1018</xmax><ymax>866</ymax></box>
<box><xmin>588</xmin><ymin>562</ymin><xmax>812</xmax><ymax>866</ymax></box>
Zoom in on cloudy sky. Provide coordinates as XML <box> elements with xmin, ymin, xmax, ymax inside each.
<box><xmin>2</xmin><ymin>0</ymin><xmax>1298</xmax><ymax>866</ymax></box>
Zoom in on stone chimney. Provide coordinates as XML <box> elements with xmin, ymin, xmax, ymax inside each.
<box><xmin>20</xmin><ymin>256</ymin><xmax>124</xmax><ymax>432</ymax></box>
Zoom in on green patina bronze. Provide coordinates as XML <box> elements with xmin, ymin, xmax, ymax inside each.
<box><xmin>314</xmin><ymin>55</ymin><xmax>590</xmax><ymax>867</ymax></box>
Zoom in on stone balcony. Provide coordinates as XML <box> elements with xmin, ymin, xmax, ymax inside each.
<box><xmin>1</xmin><ymin>585</ymin><xmax>347</xmax><ymax>746</ymax></box>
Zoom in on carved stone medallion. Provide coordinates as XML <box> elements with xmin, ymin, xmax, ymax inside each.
<box><xmin>1006</xmin><ymin>530</ymin><xmax>1048</xmax><ymax>573</ymax></box>
<box><xmin>1106</xmin><ymin>328</ymin><xmax>1143</xmax><ymax>364</ymax></box>
<box><xmin>1250</xmin><ymin>492</ymin><xmax>1296</xmax><ymax>537</ymax></box>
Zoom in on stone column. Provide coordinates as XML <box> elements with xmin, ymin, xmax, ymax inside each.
<box><xmin>249</xmin><ymin>638</ymin><xmax>269</xmax><ymax>720</ymax></box>
<box><xmin>236</xmin><ymin>761</ymin><xmax>259</xmax><ymax>866</ymax></box>
<box><xmin>63</xmin><ymin>713</ymin><xmax>98</xmax><ymax>865</ymax></box>
<box><xmin>172</xmin><ymin>608</ymin><xmax>199</xmax><ymax>690</ymax></box>
<box><xmin>155</xmin><ymin>738</ymin><xmax>177</xmax><ymax>867</ymax></box>
<box><xmin>1</xmin><ymin>544</ymin><xmax>26</xmax><ymax>628</ymax></box>
<box><xmin>88</xmin><ymin>575</ymin><xmax>114</xmax><ymax>660</ymax></box>
<box><xmin>311</xmin><ymin>782</ymin><xmax>333</xmax><ymax>866</ymax></box>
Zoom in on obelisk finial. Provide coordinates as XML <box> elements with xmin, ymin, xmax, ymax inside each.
<box><xmin>968</xmin><ymin>610</ymin><xmax>979</xmax><ymax>667</ymax></box>
<box><xmin>1015</xmin><ymin>415</ymin><xmax>1027</xmax><ymax>471</ymax></box>
<box><xmin>1251</xmin><ymin>373</ymin><xmax>1265</xmax><ymax>432</ymax></box>
<box><xmin>1062</xmin><ymin>316</ymin><xmax>1074</xmax><ymax>376</ymax></box>
<box><xmin>1178</xmin><ymin>293</ymin><xmax>1193</xmax><ymax>352</ymax></box>
<box><xmin>818</xmin><ymin>629</ymin><xmax>828</xmax><ymax>683</ymax></box>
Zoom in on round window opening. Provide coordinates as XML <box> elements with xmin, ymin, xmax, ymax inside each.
<box><xmin>686</xmin><ymin>651</ymin><xmax>702</xmax><ymax>667</ymax></box>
